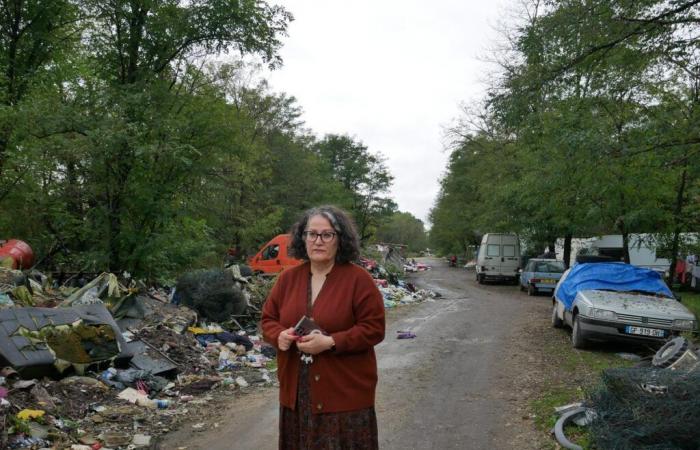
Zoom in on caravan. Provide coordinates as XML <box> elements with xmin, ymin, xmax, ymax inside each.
<box><xmin>476</xmin><ymin>233</ymin><xmax>521</xmax><ymax>284</ymax></box>
<box><xmin>573</xmin><ymin>235</ymin><xmax>672</xmax><ymax>274</ymax></box>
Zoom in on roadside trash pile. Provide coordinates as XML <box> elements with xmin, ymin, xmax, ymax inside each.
<box><xmin>554</xmin><ymin>336</ymin><xmax>700</xmax><ymax>450</ymax></box>
<box><xmin>379</xmin><ymin>283</ymin><xmax>440</xmax><ymax>309</ymax></box>
<box><xmin>358</xmin><ymin>256</ymin><xmax>439</xmax><ymax>309</ymax></box>
<box><xmin>403</xmin><ymin>260</ymin><xmax>430</xmax><ymax>273</ymax></box>
<box><xmin>0</xmin><ymin>265</ymin><xmax>275</xmax><ymax>449</ymax></box>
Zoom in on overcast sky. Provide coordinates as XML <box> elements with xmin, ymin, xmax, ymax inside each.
<box><xmin>265</xmin><ymin>0</ymin><xmax>513</xmax><ymax>226</ymax></box>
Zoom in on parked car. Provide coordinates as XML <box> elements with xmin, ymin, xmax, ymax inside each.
<box><xmin>519</xmin><ymin>258</ymin><xmax>566</xmax><ymax>296</ymax></box>
<box><xmin>476</xmin><ymin>233</ymin><xmax>520</xmax><ymax>284</ymax></box>
<box><xmin>247</xmin><ymin>234</ymin><xmax>302</xmax><ymax>274</ymax></box>
<box><xmin>551</xmin><ymin>262</ymin><xmax>696</xmax><ymax>348</ymax></box>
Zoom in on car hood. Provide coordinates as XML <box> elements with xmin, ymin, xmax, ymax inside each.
<box><xmin>578</xmin><ymin>290</ymin><xmax>695</xmax><ymax>320</ymax></box>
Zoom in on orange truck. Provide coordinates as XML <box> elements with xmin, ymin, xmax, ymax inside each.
<box><xmin>248</xmin><ymin>234</ymin><xmax>302</xmax><ymax>274</ymax></box>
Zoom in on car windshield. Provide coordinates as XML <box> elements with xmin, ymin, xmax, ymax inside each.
<box><xmin>594</xmin><ymin>288</ymin><xmax>673</xmax><ymax>299</ymax></box>
<box><xmin>534</xmin><ymin>261</ymin><xmax>565</xmax><ymax>273</ymax></box>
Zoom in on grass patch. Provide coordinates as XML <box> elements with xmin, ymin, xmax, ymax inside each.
<box><xmin>673</xmin><ymin>290</ymin><xmax>700</xmax><ymax>344</ymax></box>
<box><xmin>677</xmin><ymin>291</ymin><xmax>700</xmax><ymax>321</ymax></box>
<box><xmin>531</xmin><ymin>331</ymin><xmax>636</xmax><ymax>449</ymax></box>
<box><xmin>532</xmin><ymin>387</ymin><xmax>593</xmax><ymax>450</ymax></box>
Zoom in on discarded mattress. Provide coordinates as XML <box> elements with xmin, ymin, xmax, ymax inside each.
<box><xmin>0</xmin><ymin>304</ymin><xmax>133</xmax><ymax>378</ymax></box>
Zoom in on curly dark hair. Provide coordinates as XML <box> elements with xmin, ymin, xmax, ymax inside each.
<box><xmin>288</xmin><ymin>205</ymin><xmax>360</xmax><ymax>264</ymax></box>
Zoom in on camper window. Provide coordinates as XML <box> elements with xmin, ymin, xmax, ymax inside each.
<box><xmin>503</xmin><ymin>245</ymin><xmax>515</xmax><ymax>257</ymax></box>
<box><xmin>487</xmin><ymin>245</ymin><xmax>500</xmax><ymax>257</ymax></box>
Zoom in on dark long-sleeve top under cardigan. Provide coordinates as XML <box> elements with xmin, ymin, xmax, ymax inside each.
<box><xmin>261</xmin><ymin>262</ymin><xmax>386</xmax><ymax>414</ymax></box>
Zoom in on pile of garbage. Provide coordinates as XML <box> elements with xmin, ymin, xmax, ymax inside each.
<box><xmin>554</xmin><ymin>337</ymin><xmax>700</xmax><ymax>450</ymax></box>
<box><xmin>379</xmin><ymin>282</ymin><xmax>441</xmax><ymax>309</ymax></box>
<box><xmin>358</xmin><ymin>254</ymin><xmax>438</xmax><ymax>309</ymax></box>
<box><xmin>403</xmin><ymin>260</ymin><xmax>430</xmax><ymax>273</ymax></box>
<box><xmin>0</xmin><ymin>265</ymin><xmax>275</xmax><ymax>449</ymax></box>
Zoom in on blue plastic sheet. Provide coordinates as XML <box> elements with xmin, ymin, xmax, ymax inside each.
<box><xmin>556</xmin><ymin>263</ymin><xmax>673</xmax><ymax>310</ymax></box>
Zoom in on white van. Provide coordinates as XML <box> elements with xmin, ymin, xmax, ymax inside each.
<box><xmin>476</xmin><ymin>233</ymin><xmax>521</xmax><ymax>284</ymax></box>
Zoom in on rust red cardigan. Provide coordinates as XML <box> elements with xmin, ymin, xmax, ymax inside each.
<box><xmin>261</xmin><ymin>262</ymin><xmax>385</xmax><ymax>414</ymax></box>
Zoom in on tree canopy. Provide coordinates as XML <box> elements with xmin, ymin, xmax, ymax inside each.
<box><xmin>0</xmin><ymin>0</ymin><xmax>413</xmax><ymax>281</ymax></box>
<box><xmin>430</xmin><ymin>0</ymin><xmax>700</xmax><ymax>268</ymax></box>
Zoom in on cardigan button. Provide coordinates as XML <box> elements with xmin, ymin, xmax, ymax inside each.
<box><xmin>317</xmin><ymin>403</ymin><xmax>323</xmax><ymax>410</ymax></box>
<box><xmin>314</xmin><ymin>374</ymin><xmax>320</xmax><ymax>382</ymax></box>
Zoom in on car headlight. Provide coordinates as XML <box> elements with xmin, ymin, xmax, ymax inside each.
<box><xmin>673</xmin><ymin>319</ymin><xmax>696</xmax><ymax>330</ymax></box>
<box><xmin>590</xmin><ymin>308</ymin><xmax>617</xmax><ymax>320</ymax></box>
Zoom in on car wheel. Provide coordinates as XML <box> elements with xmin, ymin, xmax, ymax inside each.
<box><xmin>571</xmin><ymin>315</ymin><xmax>587</xmax><ymax>349</ymax></box>
<box><xmin>477</xmin><ymin>273</ymin><xmax>484</xmax><ymax>284</ymax></box>
<box><xmin>551</xmin><ymin>303</ymin><xmax>563</xmax><ymax>328</ymax></box>
<box><xmin>652</xmin><ymin>337</ymin><xmax>688</xmax><ymax>368</ymax></box>
<box><xmin>519</xmin><ymin>282</ymin><xmax>525</xmax><ymax>292</ymax></box>
<box><xmin>528</xmin><ymin>284</ymin><xmax>537</xmax><ymax>296</ymax></box>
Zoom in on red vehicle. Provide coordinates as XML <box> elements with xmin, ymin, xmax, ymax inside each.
<box><xmin>0</xmin><ymin>240</ymin><xmax>34</xmax><ymax>270</ymax></box>
<box><xmin>248</xmin><ymin>234</ymin><xmax>302</xmax><ymax>274</ymax></box>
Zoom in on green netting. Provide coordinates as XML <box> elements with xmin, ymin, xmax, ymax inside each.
<box><xmin>175</xmin><ymin>269</ymin><xmax>247</xmax><ymax>322</ymax></box>
<box><xmin>586</xmin><ymin>367</ymin><xmax>700</xmax><ymax>450</ymax></box>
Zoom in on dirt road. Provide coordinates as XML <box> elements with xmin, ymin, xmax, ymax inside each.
<box><xmin>161</xmin><ymin>257</ymin><xmax>549</xmax><ymax>449</ymax></box>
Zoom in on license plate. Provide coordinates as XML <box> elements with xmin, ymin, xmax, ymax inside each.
<box><xmin>540</xmin><ymin>278</ymin><xmax>555</xmax><ymax>284</ymax></box>
<box><xmin>624</xmin><ymin>326</ymin><xmax>665</xmax><ymax>337</ymax></box>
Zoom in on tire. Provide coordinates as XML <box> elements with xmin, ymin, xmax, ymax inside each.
<box><xmin>520</xmin><ymin>283</ymin><xmax>525</xmax><ymax>292</ymax></box>
<box><xmin>551</xmin><ymin>303</ymin><xmax>563</xmax><ymax>328</ymax></box>
<box><xmin>528</xmin><ymin>284</ymin><xmax>537</xmax><ymax>296</ymax></box>
<box><xmin>652</xmin><ymin>337</ymin><xmax>689</xmax><ymax>368</ymax></box>
<box><xmin>571</xmin><ymin>315</ymin><xmax>587</xmax><ymax>349</ymax></box>
<box><xmin>477</xmin><ymin>273</ymin><xmax>484</xmax><ymax>284</ymax></box>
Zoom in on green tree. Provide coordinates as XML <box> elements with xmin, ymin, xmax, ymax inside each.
<box><xmin>375</xmin><ymin>211</ymin><xmax>427</xmax><ymax>253</ymax></box>
<box><xmin>314</xmin><ymin>134</ymin><xmax>396</xmax><ymax>241</ymax></box>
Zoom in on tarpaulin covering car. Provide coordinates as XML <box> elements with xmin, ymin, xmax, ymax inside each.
<box><xmin>556</xmin><ymin>263</ymin><xmax>674</xmax><ymax>310</ymax></box>
<box><xmin>552</xmin><ymin>263</ymin><xmax>694</xmax><ymax>348</ymax></box>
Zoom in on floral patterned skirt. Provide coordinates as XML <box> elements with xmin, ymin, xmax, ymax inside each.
<box><xmin>279</xmin><ymin>362</ymin><xmax>378</xmax><ymax>450</ymax></box>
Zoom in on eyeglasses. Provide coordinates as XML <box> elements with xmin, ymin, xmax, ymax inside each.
<box><xmin>303</xmin><ymin>231</ymin><xmax>337</xmax><ymax>243</ymax></box>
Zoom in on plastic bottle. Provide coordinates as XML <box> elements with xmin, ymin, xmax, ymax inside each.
<box><xmin>136</xmin><ymin>398</ymin><xmax>170</xmax><ymax>409</ymax></box>
<box><xmin>99</xmin><ymin>368</ymin><xmax>117</xmax><ymax>381</ymax></box>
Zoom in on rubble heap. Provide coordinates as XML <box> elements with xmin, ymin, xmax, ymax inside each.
<box><xmin>0</xmin><ymin>266</ymin><xmax>275</xmax><ymax>449</ymax></box>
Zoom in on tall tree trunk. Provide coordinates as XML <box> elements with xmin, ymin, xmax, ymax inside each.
<box><xmin>668</xmin><ymin>167</ymin><xmax>688</xmax><ymax>285</ymax></box>
<box><xmin>563</xmin><ymin>233</ymin><xmax>572</xmax><ymax>268</ymax></box>
<box><xmin>621</xmin><ymin>230</ymin><xmax>630</xmax><ymax>263</ymax></box>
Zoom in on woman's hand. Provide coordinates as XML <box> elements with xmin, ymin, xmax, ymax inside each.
<box><xmin>297</xmin><ymin>332</ymin><xmax>334</xmax><ymax>355</ymax></box>
<box><xmin>277</xmin><ymin>327</ymin><xmax>297</xmax><ymax>351</ymax></box>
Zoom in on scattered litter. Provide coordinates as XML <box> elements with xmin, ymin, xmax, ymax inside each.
<box><xmin>132</xmin><ymin>433</ymin><xmax>152</xmax><ymax>447</ymax></box>
<box><xmin>396</xmin><ymin>331</ymin><xmax>416</xmax><ymax>339</ymax></box>
<box><xmin>616</xmin><ymin>352</ymin><xmax>641</xmax><ymax>361</ymax></box>
<box><xmin>16</xmin><ymin>408</ymin><xmax>45</xmax><ymax>420</ymax></box>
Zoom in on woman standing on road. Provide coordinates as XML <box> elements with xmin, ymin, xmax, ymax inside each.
<box><xmin>261</xmin><ymin>205</ymin><xmax>386</xmax><ymax>450</ymax></box>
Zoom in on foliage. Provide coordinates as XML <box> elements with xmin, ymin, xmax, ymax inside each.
<box><xmin>0</xmin><ymin>1</ymin><xmax>402</xmax><ymax>280</ymax></box>
<box><xmin>314</xmin><ymin>134</ymin><xmax>397</xmax><ymax>241</ymax></box>
<box><xmin>430</xmin><ymin>0</ymin><xmax>700</xmax><ymax>261</ymax></box>
<box><xmin>374</xmin><ymin>211</ymin><xmax>427</xmax><ymax>252</ymax></box>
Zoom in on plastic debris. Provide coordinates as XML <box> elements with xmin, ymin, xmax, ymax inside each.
<box><xmin>17</xmin><ymin>408</ymin><xmax>45</xmax><ymax>420</ymax></box>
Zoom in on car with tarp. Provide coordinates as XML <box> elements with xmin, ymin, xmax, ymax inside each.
<box><xmin>551</xmin><ymin>262</ymin><xmax>696</xmax><ymax>348</ymax></box>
